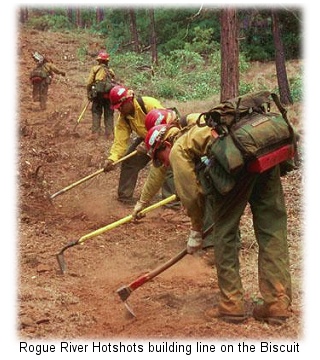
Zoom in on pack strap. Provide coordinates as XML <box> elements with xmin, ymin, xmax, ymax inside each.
<box><xmin>123</xmin><ymin>95</ymin><xmax>148</xmax><ymax>130</ymax></box>
<box><xmin>271</xmin><ymin>93</ymin><xmax>299</xmax><ymax>159</ymax></box>
<box><xmin>94</xmin><ymin>64</ymin><xmax>112</xmax><ymax>81</ymax></box>
<box><xmin>136</xmin><ymin>96</ymin><xmax>148</xmax><ymax>115</ymax></box>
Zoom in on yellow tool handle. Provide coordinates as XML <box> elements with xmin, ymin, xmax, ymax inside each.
<box><xmin>50</xmin><ymin>169</ymin><xmax>103</xmax><ymax>199</ymax></box>
<box><xmin>50</xmin><ymin>150</ymin><xmax>138</xmax><ymax>199</ymax></box>
<box><xmin>113</xmin><ymin>150</ymin><xmax>138</xmax><ymax>165</ymax></box>
<box><xmin>78</xmin><ymin>194</ymin><xmax>177</xmax><ymax>244</ymax></box>
<box><xmin>76</xmin><ymin>100</ymin><xmax>90</xmax><ymax>124</ymax></box>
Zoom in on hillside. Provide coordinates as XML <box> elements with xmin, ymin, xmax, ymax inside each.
<box><xmin>17</xmin><ymin>28</ymin><xmax>303</xmax><ymax>340</ymax></box>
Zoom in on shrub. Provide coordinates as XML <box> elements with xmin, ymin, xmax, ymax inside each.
<box><xmin>290</xmin><ymin>74</ymin><xmax>303</xmax><ymax>102</ymax></box>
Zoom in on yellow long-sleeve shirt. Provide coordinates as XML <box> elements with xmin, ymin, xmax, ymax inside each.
<box><xmin>43</xmin><ymin>62</ymin><xmax>65</xmax><ymax>76</ymax></box>
<box><xmin>86</xmin><ymin>64</ymin><xmax>115</xmax><ymax>91</ymax></box>
<box><xmin>169</xmin><ymin>125</ymin><xmax>213</xmax><ymax>231</ymax></box>
<box><xmin>139</xmin><ymin>113</ymin><xmax>201</xmax><ymax>204</ymax></box>
<box><xmin>108</xmin><ymin>96</ymin><xmax>164</xmax><ymax>162</ymax></box>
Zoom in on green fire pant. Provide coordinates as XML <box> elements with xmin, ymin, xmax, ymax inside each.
<box><xmin>91</xmin><ymin>95</ymin><xmax>114</xmax><ymax>136</ymax></box>
<box><xmin>32</xmin><ymin>80</ymin><xmax>49</xmax><ymax>110</ymax></box>
<box><xmin>118</xmin><ymin>141</ymin><xmax>176</xmax><ymax>202</ymax></box>
<box><xmin>208</xmin><ymin>166</ymin><xmax>292</xmax><ymax>312</ymax></box>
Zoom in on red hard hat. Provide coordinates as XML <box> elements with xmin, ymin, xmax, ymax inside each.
<box><xmin>96</xmin><ymin>51</ymin><xmax>110</xmax><ymax>61</ymax></box>
<box><xmin>109</xmin><ymin>85</ymin><xmax>133</xmax><ymax>109</ymax></box>
<box><xmin>145</xmin><ymin>124</ymin><xmax>169</xmax><ymax>156</ymax></box>
<box><xmin>145</xmin><ymin>109</ymin><xmax>177</xmax><ymax>131</ymax></box>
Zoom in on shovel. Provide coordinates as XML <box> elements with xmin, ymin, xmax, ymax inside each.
<box><xmin>50</xmin><ymin>150</ymin><xmax>138</xmax><ymax>200</ymax></box>
<box><xmin>56</xmin><ymin>194</ymin><xmax>177</xmax><ymax>273</ymax></box>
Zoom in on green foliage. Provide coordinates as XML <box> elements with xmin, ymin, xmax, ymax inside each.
<box><xmin>26</xmin><ymin>14</ymin><xmax>72</xmax><ymax>31</ymax></box>
<box><xmin>107</xmin><ymin>49</ymin><xmax>224</xmax><ymax>101</ymax></box>
<box><xmin>23</xmin><ymin>7</ymin><xmax>302</xmax><ymax>103</ymax></box>
<box><xmin>184</xmin><ymin>26</ymin><xmax>219</xmax><ymax>57</ymax></box>
<box><xmin>24</xmin><ymin>7</ymin><xmax>301</xmax><ymax>61</ymax></box>
<box><xmin>289</xmin><ymin>73</ymin><xmax>303</xmax><ymax>102</ymax></box>
<box><xmin>239</xmin><ymin>82</ymin><xmax>255</xmax><ymax>95</ymax></box>
<box><xmin>152</xmin><ymin>80</ymin><xmax>186</xmax><ymax>100</ymax></box>
<box><xmin>164</xmin><ymin>50</ymin><xmax>205</xmax><ymax>71</ymax></box>
<box><xmin>155</xmin><ymin>50</ymin><xmax>219</xmax><ymax>100</ymax></box>
<box><xmin>76</xmin><ymin>45</ymin><xmax>88</xmax><ymax>63</ymax></box>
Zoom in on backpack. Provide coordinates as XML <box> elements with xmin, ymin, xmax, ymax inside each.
<box><xmin>30</xmin><ymin>65</ymin><xmax>48</xmax><ymax>83</ymax></box>
<box><xmin>94</xmin><ymin>65</ymin><xmax>114</xmax><ymax>95</ymax></box>
<box><xmin>197</xmin><ymin>91</ymin><xmax>298</xmax><ymax>195</ymax></box>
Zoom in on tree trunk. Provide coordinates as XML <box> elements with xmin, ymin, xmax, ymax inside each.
<box><xmin>271</xmin><ymin>10</ymin><xmax>293</xmax><ymax>105</ymax></box>
<box><xmin>220</xmin><ymin>8</ymin><xmax>239</xmax><ymax>102</ymax></box>
<box><xmin>129</xmin><ymin>9</ymin><xmax>140</xmax><ymax>52</ymax></box>
<box><xmin>96</xmin><ymin>8</ymin><xmax>104</xmax><ymax>23</ymax></box>
<box><xmin>76</xmin><ymin>9</ymin><xmax>83</xmax><ymax>28</ymax></box>
<box><xmin>19</xmin><ymin>7</ymin><xmax>28</xmax><ymax>23</ymax></box>
<box><xmin>149</xmin><ymin>9</ymin><xmax>158</xmax><ymax>65</ymax></box>
<box><xmin>67</xmin><ymin>8</ymin><xmax>73</xmax><ymax>24</ymax></box>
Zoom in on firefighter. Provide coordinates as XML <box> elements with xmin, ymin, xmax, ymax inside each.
<box><xmin>29</xmin><ymin>52</ymin><xmax>66</xmax><ymax>110</ymax></box>
<box><xmin>103</xmin><ymin>85</ymin><xmax>177</xmax><ymax>205</ymax></box>
<box><xmin>144</xmin><ymin>123</ymin><xmax>293</xmax><ymax>325</ymax></box>
<box><xmin>132</xmin><ymin>110</ymin><xmax>204</xmax><ymax>221</ymax></box>
<box><xmin>86</xmin><ymin>51</ymin><xmax>116</xmax><ymax>140</ymax></box>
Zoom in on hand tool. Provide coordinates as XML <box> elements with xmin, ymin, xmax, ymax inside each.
<box><xmin>116</xmin><ymin>247</ymin><xmax>188</xmax><ymax>317</ymax></box>
<box><xmin>50</xmin><ymin>150</ymin><xmax>138</xmax><ymax>200</ymax></box>
<box><xmin>73</xmin><ymin>100</ymin><xmax>90</xmax><ymax>131</ymax></box>
<box><xmin>56</xmin><ymin>194</ymin><xmax>177</xmax><ymax>273</ymax></box>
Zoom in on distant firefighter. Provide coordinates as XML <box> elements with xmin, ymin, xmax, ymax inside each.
<box><xmin>29</xmin><ymin>51</ymin><xmax>66</xmax><ymax>110</ymax></box>
<box><xmin>86</xmin><ymin>51</ymin><xmax>117</xmax><ymax>139</ymax></box>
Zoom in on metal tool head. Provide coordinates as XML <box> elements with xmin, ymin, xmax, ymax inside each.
<box><xmin>55</xmin><ymin>239</ymin><xmax>79</xmax><ymax>274</ymax></box>
<box><xmin>117</xmin><ymin>285</ymin><xmax>132</xmax><ymax>301</ymax></box>
<box><xmin>56</xmin><ymin>252</ymin><xmax>67</xmax><ymax>274</ymax></box>
<box><xmin>124</xmin><ymin>301</ymin><xmax>136</xmax><ymax>318</ymax></box>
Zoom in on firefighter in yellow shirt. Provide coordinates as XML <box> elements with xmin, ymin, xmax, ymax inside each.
<box><xmin>144</xmin><ymin>122</ymin><xmax>292</xmax><ymax>325</ymax></box>
<box><xmin>132</xmin><ymin>110</ymin><xmax>200</xmax><ymax>217</ymax></box>
<box><xmin>103</xmin><ymin>85</ymin><xmax>175</xmax><ymax>205</ymax></box>
<box><xmin>86</xmin><ymin>51</ymin><xmax>116</xmax><ymax>139</ymax></box>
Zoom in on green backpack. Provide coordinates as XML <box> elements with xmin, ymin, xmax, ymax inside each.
<box><xmin>94</xmin><ymin>65</ymin><xmax>114</xmax><ymax>94</ymax></box>
<box><xmin>197</xmin><ymin>91</ymin><xmax>298</xmax><ymax>194</ymax></box>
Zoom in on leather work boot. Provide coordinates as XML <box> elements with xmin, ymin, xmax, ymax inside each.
<box><xmin>205</xmin><ymin>299</ymin><xmax>247</xmax><ymax>324</ymax></box>
<box><xmin>253</xmin><ymin>301</ymin><xmax>292</xmax><ymax>325</ymax></box>
<box><xmin>205</xmin><ymin>308</ymin><xmax>247</xmax><ymax>324</ymax></box>
<box><xmin>117</xmin><ymin>197</ymin><xmax>136</xmax><ymax>206</ymax></box>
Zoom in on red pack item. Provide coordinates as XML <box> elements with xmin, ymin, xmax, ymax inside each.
<box><xmin>247</xmin><ymin>144</ymin><xmax>295</xmax><ymax>173</ymax></box>
<box><xmin>30</xmin><ymin>76</ymin><xmax>43</xmax><ymax>83</ymax></box>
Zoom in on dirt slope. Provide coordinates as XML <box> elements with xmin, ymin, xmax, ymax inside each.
<box><xmin>17</xmin><ymin>28</ymin><xmax>303</xmax><ymax>340</ymax></box>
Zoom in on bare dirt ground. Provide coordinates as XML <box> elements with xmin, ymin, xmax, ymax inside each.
<box><xmin>17</xmin><ymin>28</ymin><xmax>303</xmax><ymax>340</ymax></box>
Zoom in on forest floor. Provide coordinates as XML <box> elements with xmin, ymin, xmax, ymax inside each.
<box><xmin>16</xmin><ymin>28</ymin><xmax>303</xmax><ymax>341</ymax></box>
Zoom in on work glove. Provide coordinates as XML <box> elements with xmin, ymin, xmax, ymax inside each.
<box><xmin>103</xmin><ymin>159</ymin><xmax>115</xmax><ymax>172</ymax></box>
<box><xmin>136</xmin><ymin>142</ymin><xmax>147</xmax><ymax>155</ymax></box>
<box><xmin>186</xmin><ymin>230</ymin><xmax>203</xmax><ymax>254</ymax></box>
<box><xmin>132</xmin><ymin>200</ymin><xmax>148</xmax><ymax>220</ymax></box>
